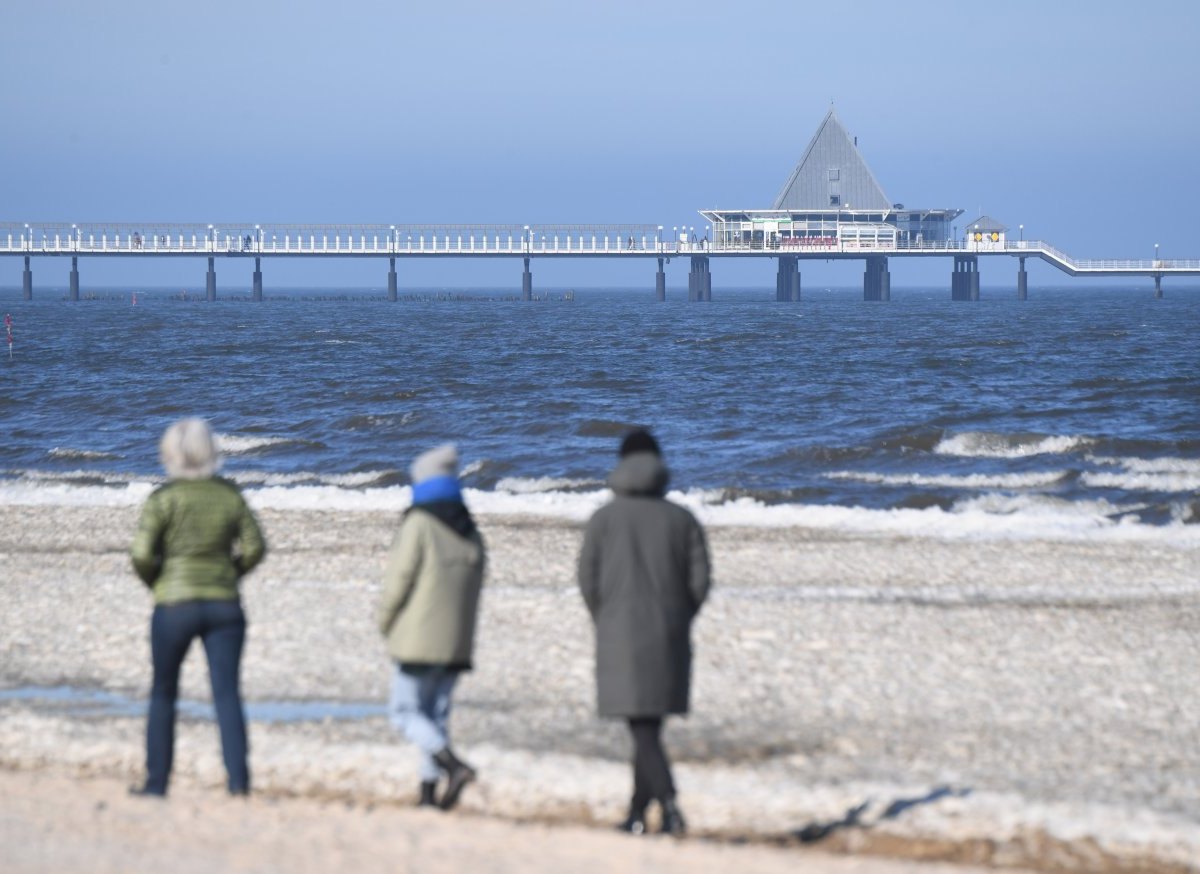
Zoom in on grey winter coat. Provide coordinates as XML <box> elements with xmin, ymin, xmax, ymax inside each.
<box><xmin>578</xmin><ymin>452</ymin><xmax>711</xmax><ymax>717</ymax></box>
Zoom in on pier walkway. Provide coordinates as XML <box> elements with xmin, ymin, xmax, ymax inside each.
<box><xmin>2</xmin><ymin>222</ymin><xmax>1197</xmax><ymax>302</ymax></box>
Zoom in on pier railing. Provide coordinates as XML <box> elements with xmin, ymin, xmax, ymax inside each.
<box><xmin>2</xmin><ymin>223</ymin><xmax>1198</xmax><ymax>275</ymax></box>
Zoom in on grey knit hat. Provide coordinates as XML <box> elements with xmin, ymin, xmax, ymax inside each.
<box><xmin>410</xmin><ymin>443</ymin><xmax>459</xmax><ymax>485</ymax></box>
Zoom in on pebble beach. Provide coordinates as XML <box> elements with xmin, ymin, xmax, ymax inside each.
<box><xmin>2</xmin><ymin>501</ymin><xmax>1199</xmax><ymax>873</ymax></box>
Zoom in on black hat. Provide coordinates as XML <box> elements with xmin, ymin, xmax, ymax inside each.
<box><xmin>619</xmin><ymin>428</ymin><xmax>661</xmax><ymax>458</ymax></box>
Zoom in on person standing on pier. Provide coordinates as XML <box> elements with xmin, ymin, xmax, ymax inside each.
<box><xmin>129</xmin><ymin>418</ymin><xmax>267</xmax><ymax>798</ymax></box>
<box><xmin>379</xmin><ymin>443</ymin><xmax>486</xmax><ymax>810</ymax></box>
<box><xmin>578</xmin><ymin>429</ymin><xmax>711</xmax><ymax>836</ymax></box>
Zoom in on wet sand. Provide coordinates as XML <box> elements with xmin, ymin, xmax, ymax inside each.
<box><xmin>1</xmin><ymin>504</ymin><xmax>1198</xmax><ymax>872</ymax></box>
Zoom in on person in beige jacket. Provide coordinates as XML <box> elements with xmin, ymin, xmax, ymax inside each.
<box><xmin>379</xmin><ymin>443</ymin><xmax>486</xmax><ymax>810</ymax></box>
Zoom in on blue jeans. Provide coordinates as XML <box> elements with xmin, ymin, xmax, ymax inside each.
<box><xmin>388</xmin><ymin>665</ymin><xmax>459</xmax><ymax>782</ymax></box>
<box><xmin>145</xmin><ymin>599</ymin><xmax>248</xmax><ymax>794</ymax></box>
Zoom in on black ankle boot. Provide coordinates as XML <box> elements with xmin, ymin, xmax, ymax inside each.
<box><xmin>418</xmin><ymin>780</ymin><xmax>438</xmax><ymax>807</ymax></box>
<box><xmin>617</xmin><ymin>804</ymin><xmax>648</xmax><ymax>835</ymax></box>
<box><xmin>660</xmin><ymin>798</ymin><xmax>687</xmax><ymax>835</ymax></box>
<box><xmin>433</xmin><ymin>747</ymin><xmax>476</xmax><ymax>811</ymax></box>
<box><xmin>128</xmin><ymin>783</ymin><xmax>166</xmax><ymax>798</ymax></box>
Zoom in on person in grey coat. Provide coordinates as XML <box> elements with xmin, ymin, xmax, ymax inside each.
<box><xmin>578</xmin><ymin>429</ymin><xmax>711</xmax><ymax>835</ymax></box>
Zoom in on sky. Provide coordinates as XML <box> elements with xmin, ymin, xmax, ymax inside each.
<box><xmin>2</xmin><ymin>0</ymin><xmax>1198</xmax><ymax>292</ymax></box>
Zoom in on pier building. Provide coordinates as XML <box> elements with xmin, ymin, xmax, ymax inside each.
<box><xmin>699</xmin><ymin>109</ymin><xmax>961</xmax><ymax>300</ymax></box>
<box><xmin>3</xmin><ymin>112</ymin><xmax>1198</xmax><ymax>302</ymax></box>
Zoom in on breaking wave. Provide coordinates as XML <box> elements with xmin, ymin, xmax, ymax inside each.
<box><xmin>933</xmin><ymin>432</ymin><xmax>1093</xmax><ymax>459</ymax></box>
<box><xmin>2</xmin><ymin>477</ymin><xmax>1197</xmax><ymax>545</ymax></box>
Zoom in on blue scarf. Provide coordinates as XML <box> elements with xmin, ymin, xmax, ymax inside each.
<box><xmin>411</xmin><ymin>475</ymin><xmax>462</xmax><ymax>506</ymax></box>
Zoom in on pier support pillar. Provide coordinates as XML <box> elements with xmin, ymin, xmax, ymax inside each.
<box><xmin>387</xmin><ymin>257</ymin><xmax>398</xmax><ymax>301</ymax></box>
<box><xmin>689</xmin><ymin>256</ymin><xmax>711</xmax><ymax>301</ymax></box>
<box><xmin>1154</xmin><ymin>274</ymin><xmax>1163</xmax><ymax>299</ymax></box>
<box><xmin>776</xmin><ymin>256</ymin><xmax>801</xmax><ymax>302</ymax></box>
<box><xmin>656</xmin><ymin>258</ymin><xmax>666</xmax><ymax>302</ymax></box>
<box><xmin>863</xmin><ymin>256</ymin><xmax>890</xmax><ymax>301</ymax></box>
<box><xmin>1017</xmin><ymin>257</ymin><xmax>1028</xmax><ymax>301</ymax></box>
<box><xmin>22</xmin><ymin>256</ymin><xmax>32</xmax><ymax>300</ymax></box>
<box><xmin>522</xmin><ymin>257</ymin><xmax>532</xmax><ymax>301</ymax></box>
<box><xmin>952</xmin><ymin>255</ymin><xmax>979</xmax><ymax>301</ymax></box>
<box><xmin>206</xmin><ymin>257</ymin><xmax>217</xmax><ymax>302</ymax></box>
<box><xmin>252</xmin><ymin>258</ymin><xmax>263</xmax><ymax>301</ymax></box>
<box><xmin>69</xmin><ymin>257</ymin><xmax>79</xmax><ymax>301</ymax></box>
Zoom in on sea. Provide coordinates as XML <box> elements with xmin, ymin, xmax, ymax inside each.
<box><xmin>2</xmin><ymin>284</ymin><xmax>1197</xmax><ymax>543</ymax></box>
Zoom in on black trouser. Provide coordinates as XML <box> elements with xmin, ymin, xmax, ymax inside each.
<box><xmin>146</xmin><ymin>599</ymin><xmax>248</xmax><ymax>794</ymax></box>
<box><xmin>627</xmin><ymin>717</ymin><xmax>675</xmax><ymax>810</ymax></box>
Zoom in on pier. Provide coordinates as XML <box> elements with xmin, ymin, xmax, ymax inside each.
<box><xmin>2</xmin><ymin>222</ymin><xmax>1196</xmax><ymax>302</ymax></box>
<box><xmin>4</xmin><ymin>112</ymin><xmax>1196</xmax><ymax>302</ymax></box>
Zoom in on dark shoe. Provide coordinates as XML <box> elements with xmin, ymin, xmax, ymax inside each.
<box><xmin>617</xmin><ymin>810</ymin><xmax>647</xmax><ymax>835</ymax></box>
<box><xmin>128</xmin><ymin>784</ymin><xmax>166</xmax><ymax>798</ymax></box>
<box><xmin>418</xmin><ymin>780</ymin><xmax>439</xmax><ymax>808</ymax></box>
<box><xmin>433</xmin><ymin>747</ymin><xmax>476</xmax><ymax>811</ymax></box>
<box><xmin>228</xmin><ymin>787</ymin><xmax>250</xmax><ymax>798</ymax></box>
<box><xmin>660</xmin><ymin>798</ymin><xmax>687</xmax><ymax>836</ymax></box>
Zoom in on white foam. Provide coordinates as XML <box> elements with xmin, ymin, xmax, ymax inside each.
<box><xmin>493</xmin><ymin>476</ymin><xmax>604</xmax><ymax>494</ymax></box>
<box><xmin>0</xmin><ymin>480</ymin><xmax>154</xmax><ymax>507</ymax></box>
<box><xmin>1082</xmin><ymin>456</ymin><xmax>1200</xmax><ymax>493</ymax></box>
<box><xmin>934</xmin><ymin>432</ymin><xmax>1092</xmax><ymax>459</ymax></box>
<box><xmin>1080</xmin><ymin>471</ymin><xmax>1200</xmax><ymax>492</ymax></box>
<box><xmin>8</xmin><ymin>469</ymin><xmax>145</xmax><ymax>485</ymax></box>
<box><xmin>1094</xmin><ymin>453</ymin><xmax>1200</xmax><ymax>475</ymax></box>
<box><xmin>46</xmin><ymin>448</ymin><xmax>122</xmax><ymax>461</ymax></box>
<box><xmin>215</xmin><ymin>434</ymin><xmax>298</xmax><ymax>455</ymax></box>
<box><xmin>459</xmin><ymin>459</ymin><xmax>486</xmax><ymax>478</ymax></box>
<box><xmin>827</xmin><ymin>470</ymin><xmax>1068</xmax><ymax>490</ymax></box>
<box><xmin>228</xmin><ymin>470</ymin><xmax>396</xmax><ymax>488</ymax></box>
<box><xmin>2</xmin><ymin>479</ymin><xmax>1197</xmax><ymax>546</ymax></box>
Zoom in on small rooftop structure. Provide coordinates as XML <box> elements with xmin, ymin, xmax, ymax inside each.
<box><xmin>701</xmin><ymin>109</ymin><xmax>962</xmax><ymax>250</ymax></box>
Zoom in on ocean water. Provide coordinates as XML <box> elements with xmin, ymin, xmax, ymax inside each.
<box><xmin>1</xmin><ymin>285</ymin><xmax>1197</xmax><ymax>541</ymax></box>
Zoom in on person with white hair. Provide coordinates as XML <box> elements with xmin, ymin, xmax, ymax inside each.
<box><xmin>378</xmin><ymin>442</ymin><xmax>486</xmax><ymax>811</ymax></box>
<box><xmin>129</xmin><ymin>417</ymin><xmax>266</xmax><ymax>797</ymax></box>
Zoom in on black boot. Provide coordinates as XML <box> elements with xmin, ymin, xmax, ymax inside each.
<box><xmin>433</xmin><ymin>747</ymin><xmax>476</xmax><ymax>811</ymax></box>
<box><xmin>418</xmin><ymin>780</ymin><xmax>438</xmax><ymax>807</ymax></box>
<box><xmin>617</xmin><ymin>802</ymin><xmax>648</xmax><ymax>835</ymax></box>
<box><xmin>660</xmin><ymin>798</ymin><xmax>687</xmax><ymax>836</ymax></box>
<box><xmin>128</xmin><ymin>783</ymin><xmax>166</xmax><ymax>799</ymax></box>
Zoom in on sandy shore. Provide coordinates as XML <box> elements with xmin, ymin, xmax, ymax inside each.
<box><xmin>2</xmin><ymin>503</ymin><xmax>1198</xmax><ymax>872</ymax></box>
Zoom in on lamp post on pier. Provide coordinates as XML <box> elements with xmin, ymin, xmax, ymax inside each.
<box><xmin>1154</xmin><ymin>243</ymin><xmax>1162</xmax><ymax>299</ymax></box>
<box><xmin>1019</xmin><ymin>224</ymin><xmax>1024</xmax><ymax>242</ymax></box>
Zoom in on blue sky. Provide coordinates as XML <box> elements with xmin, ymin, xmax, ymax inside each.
<box><xmin>2</xmin><ymin>0</ymin><xmax>1198</xmax><ymax>292</ymax></box>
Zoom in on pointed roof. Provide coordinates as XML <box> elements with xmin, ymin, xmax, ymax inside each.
<box><xmin>772</xmin><ymin>109</ymin><xmax>891</xmax><ymax>211</ymax></box>
<box><xmin>964</xmin><ymin>215</ymin><xmax>1007</xmax><ymax>232</ymax></box>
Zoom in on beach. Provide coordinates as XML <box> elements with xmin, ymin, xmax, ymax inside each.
<box><xmin>2</xmin><ymin>501</ymin><xmax>1198</xmax><ymax>872</ymax></box>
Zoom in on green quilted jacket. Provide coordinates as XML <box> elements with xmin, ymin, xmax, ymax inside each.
<box><xmin>130</xmin><ymin>478</ymin><xmax>267</xmax><ymax>604</ymax></box>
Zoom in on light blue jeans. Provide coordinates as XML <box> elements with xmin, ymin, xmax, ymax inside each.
<box><xmin>388</xmin><ymin>665</ymin><xmax>460</xmax><ymax>781</ymax></box>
